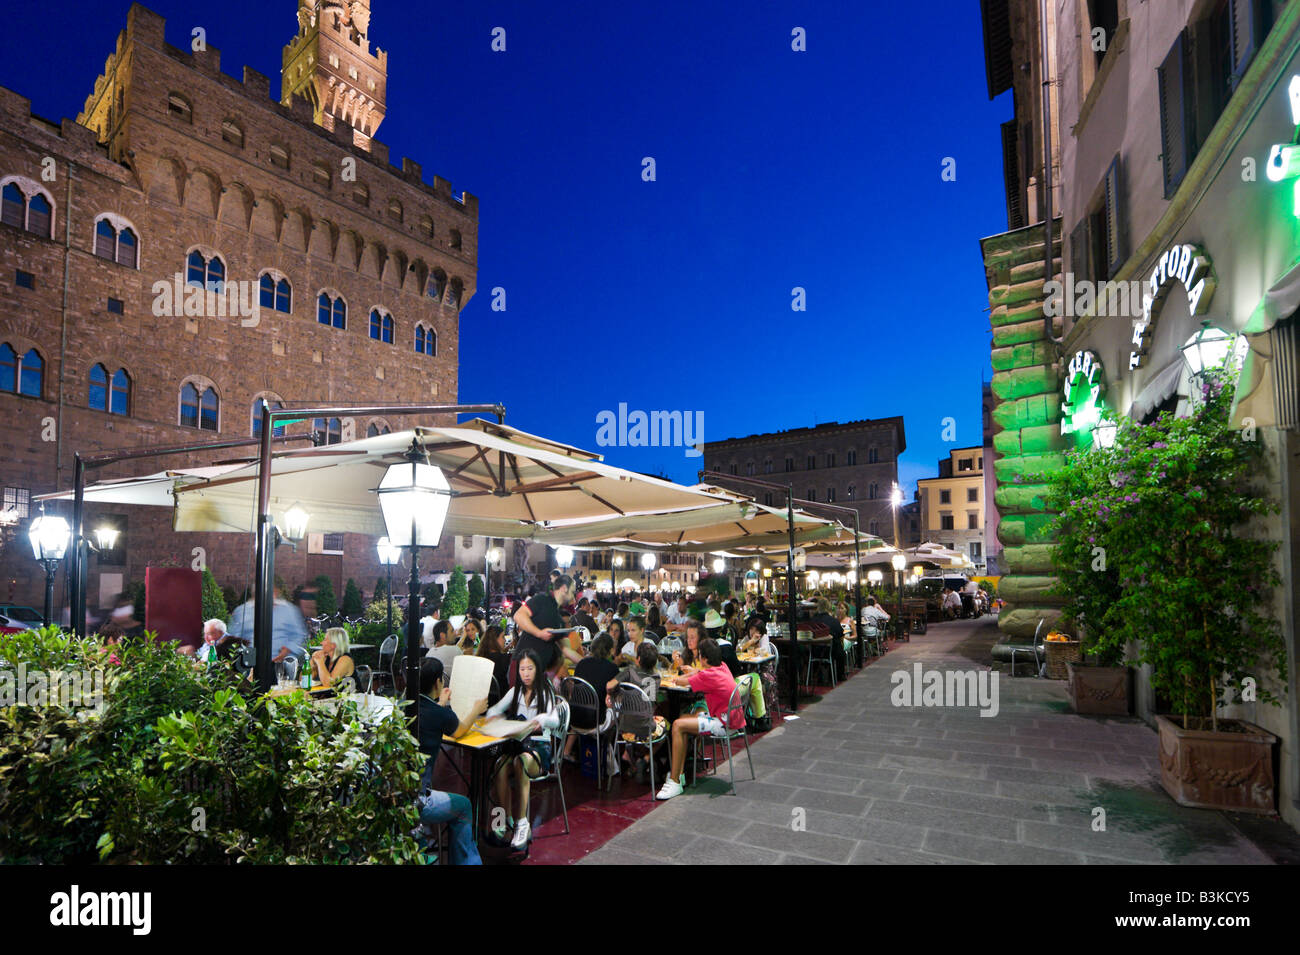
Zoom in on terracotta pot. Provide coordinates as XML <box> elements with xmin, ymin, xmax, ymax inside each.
<box><xmin>1065</xmin><ymin>662</ymin><xmax>1131</xmax><ymax>715</ymax></box>
<box><xmin>1156</xmin><ymin>715</ymin><xmax>1277</xmax><ymax>814</ymax></box>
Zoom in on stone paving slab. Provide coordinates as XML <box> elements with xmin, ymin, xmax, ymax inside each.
<box><xmin>580</xmin><ymin>618</ymin><xmax>1279</xmax><ymax>865</ymax></box>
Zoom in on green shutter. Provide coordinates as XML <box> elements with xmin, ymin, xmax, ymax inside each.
<box><xmin>1104</xmin><ymin>154</ymin><xmax>1123</xmax><ymax>278</ymax></box>
<box><xmin>1158</xmin><ymin>33</ymin><xmax>1193</xmax><ymax>198</ymax></box>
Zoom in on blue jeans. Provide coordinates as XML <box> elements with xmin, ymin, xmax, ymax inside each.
<box><xmin>418</xmin><ymin>790</ymin><xmax>482</xmax><ymax>865</ymax></box>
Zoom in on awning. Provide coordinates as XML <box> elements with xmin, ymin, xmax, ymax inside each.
<box><xmin>1128</xmin><ymin>359</ymin><xmax>1184</xmax><ymax>421</ymax></box>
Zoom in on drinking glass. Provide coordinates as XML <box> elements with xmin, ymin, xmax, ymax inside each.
<box><xmin>284</xmin><ymin>657</ymin><xmax>299</xmax><ymax>686</ymax></box>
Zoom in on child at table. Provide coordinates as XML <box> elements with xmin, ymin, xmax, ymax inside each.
<box><xmin>737</xmin><ymin>617</ymin><xmax>770</xmax><ymax>656</ymax></box>
<box><xmin>616</xmin><ymin>614</ymin><xmax>653</xmax><ymax>666</ymax></box>
<box><xmin>656</xmin><ymin>638</ymin><xmax>745</xmax><ymax>801</ymax></box>
<box><xmin>486</xmin><ymin>648</ymin><xmax>561</xmax><ymax>850</ymax></box>
<box><xmin>617</xmin><ymin>640</ymin><xmax>661</xmax><ymax>700</ymax></box>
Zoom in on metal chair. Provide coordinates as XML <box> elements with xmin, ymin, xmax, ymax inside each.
<box><xmin>373</xmin><ymin>635</ymin><xmax>398</xmax><ymax>695</ymax></box>
<box><xmin>690</xmin><ymin>682</ymin><xmax>755</xmax><ymax>796</ymax></box>
<box><xmin>763</xmin><ymin>642</ymin><xmax>783</xmax><ymax>722</ymax></box>
<box><xmin>353</xmin><ymin>665</ymin><xmax>373</xmax><ymax>694</ymax></box>
<box><xmin>806</xmin><ymin>638</ymin><xmax>837</xmax><ymax>689</ymax></box>
<box><xmin>525</xmin><ymin>698</ymin><xmax>571</xmax><ymax>839</ymax></box>
<box><xmin>1008</xmin><ymin>619</ymin><xmax>1047</xmax><ymax>677</ymax></box>
<box><xmin>612</xmin><ymin>682</ymin><xmax>666</xmax><ymax>800</ymax></box>
<box><xmin>862</xmin><ymin>620</ymin><xmax>884</xmax><ymax>657</ymax></box>
<box><xmin>560</xmin><ymin>676</ymin><xmax>606</xmax><ymax>788</ymax></box>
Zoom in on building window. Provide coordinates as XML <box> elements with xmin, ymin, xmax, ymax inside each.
<box><xmin>317</xmin><ymin>291</ymin><xmax>346</xmax><ymax>329</ymax></box>
<box><xmin>764</xmin><ymin>458</ymin><xmax>772</xmax><ymax>474</ymax></box>
<box><xmin>15</xmin><ymin>269</ymin><xmax>33</xmax><ymax>289</ymax></box>
<box><xmin>259</xmin><ymin>273</ymin><xmax>291</xmax><ymax>312</ymax></box>
<box><xmin>1087</xmin><ymin>0</ymin><xmax>1119</xmax><ymax>70</ymax></box>
<box><xmin>89</xmin><ymin>364</ymin><xmax>130</xmax><ymax>415</ymax></box>
<box><xmin>323</xmin><ymin>532</ymin><xmax>345</xmax><ymax>552</ymax></box>
<box><xmin>427</xmin><ymin>270</ymin><xmax>446</xmax><ymax>301</ymax></box>
<box><xmin>313</xmin><ymin>162</ymin><xmax>331</xmax><ymax>188</ymax></box>
<box><xmin>353</xmin><ymin>183</ymin><xmax>369</xmax><ymax>206</ymax></box>
<box><xmin>447</xmin><ymin>278</ymin><xmax>462</xmax><ymax>309</ymax></box>
<box><xmin>847</xmin><ymin>484</ymin><xmax>855</xmax><ymax>500</ymax></box>
<box><xmin>414</xmin><ymin>324</ymin><xmax>436</xmax><ymax>355</ymax></box>
<box><xmin>449</xmin><ymin>229</ymin><xmax>462</xmax><ymax>250</ymax></box>
<box><xmin>94</xmin><ymin>216</ymin><xmax>139</xmax><ymax>268</ymax></box>
<box><xmin>388</xmin><ymin>199</ymin><xmax>403</xmax><ymax>222</ymax></box>
<box><xmin>868</xmin><ymin>483</ymin><xmax>878</xmax><ymax>500</ymax></box>
<box><xmin>939</xmin><ymin>489</ymin><xmax>951</xmax><ymax>504</ymax></box>
<box><xmin>1</xmin><ymin>179</ymin><xmax>55</xmax><ymax>238</ymax></box>
<box><xmin>314</xmin><ymin>417</ymin><xmax>343</xmax><ymax>445</ymax></box>
<box><xmin>370</xmin><ymin>308</ymin><xmax>394</xmax><ymax>343</ymax></box>
<box><xmin>763</xmin><ymin>492</ymin><xmax>773</xmax><ymax>507</ymax></box>
<box><xmin>826</xmin><ymin>452</ymin><xmax>835</xmax><ymax>468</ymax></box>
<box><xmin>846</xmin><ymin>449</ymin><xmax>857</xmax><ymax>465</ymax></box>
<box><xmin>221</xmin><ymin>119</ymin><xmax>243</xmax><ymax>147</ymax></box>
<box><xmin>251</xmin><ymin>398</ymin><xmax>285</xmax><ymax>437</ymax></box>
<box><xmin>806</xmin><ymin>455</ymin><xmax>815</xmax><ymax>470</ymax></box>
<box><xmin>826</xmin><ymin>487</ymin><xmax>836</xmax><ymax>503</ymax></box>
<box><xmin>419</xmin><ymin>216</ymin><xmax>435</xmax><ymax>239</ymax></box>
<box><xmin>940</xmin><ymin>514</ymin><xmax>954</xmax><ymax>531</ymax></box>
<box><xmin>970</xmin><ymin>542</ymin><xmax>982</xmax><ymax>560</ymax></box>
<box><xmin>167</xmin><ymin>92</ymin><xmax>192</xmax><ymax>122</ymax></box>
<box><xmin>806</xmin><ymin>489</ymin><xmax>816</xmax><ymax>502</ymax></box>
<box><xmin>2</xmin><ymin>486</ymin><xmax>30</xmax><ymax>521</ymax></box>
<box><xmin>186</xmin><ymin>250</ymin><xmax>225</xmax><ymax>290</ymax></box>
<box><xmin>967</xmin><ymin>487</ymin><xmax>978</xmax><ymax>502</ymax></box>
<box><xmin>107</xmin><ymin>297</ymin><xmax>124</xmax><ymax>314</ymax></box>
<box><xmin>968</xmin><ymin>513</ymin><xmax>979</xmax><ymax>530</ymax></box>
<box><xmin>785</xmin><ymin>457</ymin><xmax>794</xmax><ymax>472</ymax></box>
<box><xmin>367</xmin><ymin>422</ymin><xmax>392</xmax><ymax>438</ymax></box>
<box><xmin>746</xmin><ymin>461</ymin><xmax>754</xmax><ymax>476</ymax></box>
<box><xmin>269</xmin><ymin>144</ymin><xmax>290</xmax><ymax>170</ymax></box>
<box><xmin>0</xmin><ymin>344</ymin><xmax>42</xmax><ymax>397</ymax></box>
<box><xmin>958</xmin><ymin>458</ymin><xmax>972</xmax><ymax>471</ymax></box>
<box><xmin>180</xmin><ymin>382</ymin><xmax>218</xmax><ymax>431</ymax></box>
<box><xmin>729</xmin><ymin>464</ymin><xmax>738</xmax><ymax>475</ymax></box>
<box><xmin>868</xmin><ymin>447</ymin><xmax>879</xmax><ymax>463</ymax></box>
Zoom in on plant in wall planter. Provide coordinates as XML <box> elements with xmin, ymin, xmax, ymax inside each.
<box><xmin>1048</xmin><ymin>367</ymin><xmax>1284</xmax><ymax>810</ymax></box>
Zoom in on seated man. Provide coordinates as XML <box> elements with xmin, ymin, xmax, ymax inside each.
<box><xmin>415</xmin><ymin>657</ymin><xmax>487</xmax><ymax>865</ymax></box>
<box><xmin>942</xmin><ymin>588</ymin><xmax>962</xmax><ymax>620</ymax></box>
<box><xmin>861</xmin><ymin>597</ymin><xmax>890</xmax><ymax>630</ymax></box>
<box><xmin>656</xmin><ymin>638</ymin><xmax>746</xmax><ymax>801</ymax></box>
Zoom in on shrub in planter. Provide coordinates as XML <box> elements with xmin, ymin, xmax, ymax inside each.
<box><xmin>1046</xmin><ymin>368</ymin><xmax>1284</xmax><ymax>805</ymax></box>
<box><xmin>443</xmin><ymin>567</ymin><xmax>469</xmax><ymax>619</ymax></box>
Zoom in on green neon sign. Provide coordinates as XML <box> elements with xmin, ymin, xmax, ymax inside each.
<box><xmin>1060</xmin><ymin>349</ymin><xmax>1107</xmax><ymax>448</ymax></box>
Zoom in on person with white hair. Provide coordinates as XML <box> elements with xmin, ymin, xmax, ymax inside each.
<box><xmin>198</xmin><ymin>618</ymin><xmax>228</xmax><ymax>664</ymax></box>
<box><xmin>310</xmin><ymin>627</ymin><xmax>355</xmax><ymax>689</ymax></box>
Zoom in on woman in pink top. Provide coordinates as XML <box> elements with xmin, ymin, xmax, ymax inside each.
<box><xmin>656</xmin><ymin>637</ymin><xmax>743</xmax><ymax>800</ymax></box>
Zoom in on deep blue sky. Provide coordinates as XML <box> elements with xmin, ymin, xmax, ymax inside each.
<box><xmin>4</xmin><ymin>0</ymin><xmax>1009</xmax><ymax>495</ymax></box>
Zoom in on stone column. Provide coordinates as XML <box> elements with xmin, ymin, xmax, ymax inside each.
<box><xmin>981</xmin><ymin>222</ymin><xmax>1068</xmax><ymax>639</ymax></box>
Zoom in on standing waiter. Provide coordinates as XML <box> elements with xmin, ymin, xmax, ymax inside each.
<box><xmin>511</xmin><ymin>573</ymin><xmax>583</xmax><ymax>684</ymax></box>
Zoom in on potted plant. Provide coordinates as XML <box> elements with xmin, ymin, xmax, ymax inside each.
<box><xmin>443</xmin><ymin>566</ymin><xmax>470</xmax><ymax>631</ymax></box>
<box><xmin>1048</xmin><ymin>367</ymin><xmax>1284</xmax><ymax>810</ymax></box>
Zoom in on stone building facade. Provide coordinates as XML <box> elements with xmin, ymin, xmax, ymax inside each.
<box><xmin>702</xmin><ymin>417</ymin><xmax>906</xmax><ymax>541</ymax></box>
<box><xmin>0</xmin><ymin>1</ymin><xmax>476</xmax><ymax>615</ymax></box>
<box><xmin>916</xmin><ymin>446</ymin><xmax>986</xmax><ymax>569</ymax></box>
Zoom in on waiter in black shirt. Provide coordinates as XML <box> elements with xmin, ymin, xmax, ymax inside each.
<box><xmin>511</xmin><ymin>573</ymin><xmax>582</xmax><ymax>684</ymax></box>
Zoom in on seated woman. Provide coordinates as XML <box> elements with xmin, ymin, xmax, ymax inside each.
<box><xmin>604</xmin><ymin>618</ymin><xmax>625</xmax><ymax>654</ymax></box>
<box><xmin>486</xmin><ymin>649</ymin><xmax>562</xmax><ymax>850</ymax></box>
<box><xmin>645</xmin><ymin>603</ymin><xmax>664</xmax><ymax>640</ymax></box>
<box><xmin>673</xmin><ymin>619</ymin><xmax>706</xmax><ymax>671</ymax></box>
<box><xmin>475</xmin><ymin>625</ymin><xmax>511</xmax><ymax>703</ymax></box>
<box><xmin>310</xmin><ymin>627</ymin><xmax>355</xmax><ymax>689</ymax></box>
<box><xmin>459</xmin><ymin>617</ymin><xmax>483</xmax><ymax>653</ymax></box>
<box><xmin>564</xmin><ymin>634</ymin><xmax>621</xmax><ymax>763</ymax></box>
<box><xmin>737</xmin><ymin>616</ymin><xmax>771</xmax><ymax>655</ymax></box>
<box><xmin>837</xmin><ymin>600</ymin><xmax>856</xmax><ymax>660</ymax></box>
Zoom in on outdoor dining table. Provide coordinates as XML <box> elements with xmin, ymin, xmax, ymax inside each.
<box><xmin>772</xmin><ymin>635</ymin><xmax>832</xmax><ymax>703</ymax></box>
<box><xmin>441</xmin><ymin>721</ymin><xmax>524</xmax><ymax>842</ymax></box>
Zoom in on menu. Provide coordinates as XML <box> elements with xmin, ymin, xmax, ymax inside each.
<box><xmin>448</xmin><ymin>654</ymin><xmax>494</xmax><ymax>720</ymax></box>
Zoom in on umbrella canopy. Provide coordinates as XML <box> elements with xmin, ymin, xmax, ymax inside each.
<box><xmin>160</xmin><ymin>424</ymin><xmax>732</xmax><ymax>536</ymax></box>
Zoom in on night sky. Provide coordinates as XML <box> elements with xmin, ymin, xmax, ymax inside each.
<box><xmin>4</xmin><ymin>0</ymin><xmax>1010</xmax><ymax>494</ymax></box>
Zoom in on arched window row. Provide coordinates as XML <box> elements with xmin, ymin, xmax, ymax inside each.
<box><xmin>1</xmin><ymin>176</ymin><xmax>55</xmax><ymax>238</ymax></box>
<box><xmin>89</xmin><ymin>364</ymin><xmax>131</xmax><ymax>415</ymax></box>
<box><xmin>180</xmin><ymin>380</ymin><xmax>219</xmax><ymax>431</ymax></box>
<box><xmin>0</xmin><ymin>343</ymin><xmax>43</xmax><ymax>397</ymax></box>
<box><xmin>414</xmin><ymin>323</ymin><xmax>437</xmax><ymax>356</ymax></box>
<box><xmin>93</xmin><ymin>214</ymin><xmax>139</xmax><ymax>268</ymax></box>
<box><xmin>370</xmin><ymin>308</ymin><xmax>394</xmax><ymax>343</ymax></box>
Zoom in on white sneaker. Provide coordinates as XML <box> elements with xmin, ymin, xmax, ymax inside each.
<box><xmin>655</xmin><ymin>777</ymin><xmax>685</xmax><ymax>801</ymax></box>
<box><xmin>511</xmin><ymin>817</ymin><xmax>531</xmax><ymax>849</ymax></box>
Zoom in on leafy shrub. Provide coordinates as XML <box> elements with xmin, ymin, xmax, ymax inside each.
<box><xmin>443</xmin><ymin>567</ymin><xmax>469</xmax><ymax>617</ymax></box>
<box><xmin>200</xmin><ymin>568</ymin><xmax>227</xmax><ymax>624</ymax></box>
<box><xmin>313</xmin><ymin>575</ymin><xmax>337</xmax><ymax>617</ymax></box>
<box><xmin>342</xmin><ymin>579</ymin><xmax>364</xmax><ymax>618</ymax></box>
<box><xmin>468</xmin><ymin>573</ymin><xmax>485</xmax><ymax>610</ymax></box>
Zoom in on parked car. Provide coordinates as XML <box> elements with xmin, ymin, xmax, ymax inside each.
<box><xmin>0</xmin><ymin>605</ymin><xmax>44</xmax><ymax>630</ymax></box>
<box><xmin>489</xmin><ymin>593</ymin><xmax>521</xmax><ymax>613</ymax></box>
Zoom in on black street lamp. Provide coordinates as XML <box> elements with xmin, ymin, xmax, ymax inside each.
<box><xmin>29</xmin><ymin>512</ymin><xmax>71</xmax><ymax>628</ymax></box>
<box><xmin>378</xmin><ymin>440</ymin><xmax>453</xmax><ymax>726</ymax></box>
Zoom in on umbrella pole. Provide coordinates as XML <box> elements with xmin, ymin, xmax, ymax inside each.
<box><xmin>786</xmin><ymin>483</ymin><xmax>798</xmax><ymax>713</ymax></box>
<box><xmin>853</xmin><ymin>512</ymin><xmax>863</xmax><ymax>668</ymax></box>
<box><xmin>254</xmin><ymin>400</ymin><xmax>275</xmax><ymax>693</ymax></box>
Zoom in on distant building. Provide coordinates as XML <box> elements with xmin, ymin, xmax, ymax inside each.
<box><xmin>916</xmin><ymin>447</ymin><xmax>985</xmax><ymax>570</ymax></box>
<box><xmin>982</xmin><ymin>382</ymin><xmax>1001</xmax><ymax>574</ymax></box>
<box><xmin>702</xmin><ymin>417</ymin><xmax>905</xmax><ymax>541</ymax></box>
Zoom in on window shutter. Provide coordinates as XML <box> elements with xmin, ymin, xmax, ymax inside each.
<box><xmin>1104</xmin><ymin>155</ymin><xmax>1123</xmax><ymax>277</ymax></box>
<box><xmin>1229</xmin><ymin>0</ymin><xmax>1264</xmax><ymax>84</ymax></box>
<box><xmin>1069</xmin><ymin>219</ymin><xmax>1089</xmax><ymax>286</ymax></box>
<box><xmin>1157</xmin><ymin>33</ymin><xmax>1193</xmax><ymax>198</ymax></box>
<box><xmin>1000</xmin><ymin>120</ymin><xmax>1024</xmax><ymax>229</ymax></box>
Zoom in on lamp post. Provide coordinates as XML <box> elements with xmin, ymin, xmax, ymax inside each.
<box><xmin>29</xmin><ymin>512</ymin><xmax>70</xmax><ymax>627</ymax></box>
<box><xmin>484</xmin><ymin>546</ymin><xmax>502</xmax><ymax>614</ymax></box>
<box><xmin>378</xmin><ymin>440</ymin><xmax>453</xmax><ymax>727</ymax></box>
<box><xmin>377</xmin><ymin>536</ymin><xmax>401</xmax><ymax>639</ymax></box>
<box><xmin>640</xmin><ymin>551</ymin><xmax>656</xmax><ymax>592</ymax></box>
<box><xmin>891</xmin><ymin>552</ymin><xmax>907</xmax><ymax>640</ymax></box>
<box><xmin>1179</xmin><ymin>321</ymin><xmax>1240</xmax><ymax>388</ymax></box>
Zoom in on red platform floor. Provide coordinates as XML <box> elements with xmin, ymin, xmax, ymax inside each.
<box><xmin>429</xmin><ymin>640</ymin><xmax>901</xmax><ymax>865</ymax></box>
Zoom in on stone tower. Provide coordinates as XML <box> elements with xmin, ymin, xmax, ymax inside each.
<box><xmin>281</xmin><ymin>0</ymin><xmax>387</xmax><ymax>148</ymax></box>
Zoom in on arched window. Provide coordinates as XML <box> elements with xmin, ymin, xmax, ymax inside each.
<box><xmin>447</xmin><ymin>278</ymin><xmax>463</xmax><ymax>308</ymax></box>
<box><xmin>827</xmin><ymin>487</ymin><xmax>836</xmax><ymax>503</ymax></box>
<box><xmin>388</xmin><ymin>198</ymin><xmax>403</xmax><ymax>222</ymax></box>
<box><xmin>89</xmin><ymin>364</ymin><xmax>107</xmax><ymax>410</ymax></box>
<box><xmin>868</xmin><ymin>446</ymin><xmax>879</xmax><ymax>463</ymax></box>
<box><xmin>312</xmin><ymin>162</ymin><xmax>331</xmax><ymax>187</ymax></box>
<box><xmin>2</xmin><ymin>178</ymin><xmax>56</xmax><ymax>238</ymax></box>
<box><xmin>419</xmin><ymin>217</ymin><xmax>434</xmax><ymax>239</ymax></box>
<box><xmin>251</xmin><ymin>398</ymin><xmax>285</xmax><ymax>437</ymax></box>
<box><xmin>91</xmin><ymin>365</ymin><xmax>130</xmax><ymax>414</ymax></box>
<box><xmin>366</xmin><ymin>420</ymin><xmax>392</xmax><ymax>438</ymax></box>
<box><xmin>868</xmin><ymin>483</ymin><xmax>878</xmax><ymax>500</ymax></box>
<box><xmin>869</xmin><ymin>520</ymin><xmax>879</xmax><ymax>536</ymax></box>
<box><xmin>370</xmin><ymin>308</ymin><xmax>394</xmax><ymax>343</ymax></box>
<box><xmin>317</xmin><ymin>291</ymin><xmax>346</xmax><ymax>329</ymax></box>
<box><xmin>449</xmin><ymin>229</ymin><xmax>462</xmax><ymax>250</ymax></box>
<box><xmin>186</xmin><ymin>250</ymin><xmax>225</xmax><ymax>290</ymax></box>
<box><xmin>746</xmin><ymin>461</ymin><xmax>754</xmax><ymax>476</ymax></box>
<box><xmin>221</xmin><ymin>119</ymin><xmax>243</xmax><ymax>147</ymax></box>
<box><xmin>763</xmin><ymin>458</ymin><xmax>772</xmax><ymax>474</ymax></box>
<box><xmin>313</xmin><ymin>417</ymin><xmax>342</xmax><ymax>445</ymax></box>
<box><xmin>0</xmin><ymin>343</ymin><xmax>15</xmax><ymax>392</ymax></box>
<box><xmin>180</xmin><ymin>382</ymin><xmax>218</xmax><ymax>431</ymax></box>
<box><xmin>17</xmin><ymin>349</ymin><xmax>42</xmax><ymax>397</ymax></box>
<box><xmin>427</xmin><ymin>269</ymin><xmax>445</xmax><ymax>301</ymax></box>
<box><xmin>806</xmin><ymin>489</ymin><xmax>816</xmax><ymax>502</ymax></box>
<box><xmin>269</xmin><ymin>144</ymin><xmax>289</xmax><ymax>170</ymax></box>
<box><xmin>353</xmin><ymin>183</ymin><xmax>369</xmax><ymax>206</ymax></box>
<box><xmin>94</xmin><ymin>216</ymin><xmax>139</xmax><ymax>268</ymax></box>
<box><xmin>414</xmin><ymin>324</ymin><xmax>436</xmax><ymax>356</ymax></box>
<box><xmin>259</xmin><ymin>273</ymin><xmax>291</xmax><ymax>312</ymax></box>
<box><xmin>846</xmin><ymin>484</ymin><xmax>855</xmax><ymax>500</ymax></box>
<box><xmin>846</xmin><ymin>449</ymin><xmax>858</xmax><ymax>465</ymax></box>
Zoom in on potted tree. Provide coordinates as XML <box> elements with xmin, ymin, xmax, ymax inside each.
<box><xmin>1051</xmin><ymin>367</ymin><xmax>1284</xmax><ymax>810</ymax></box>
<box><xmin>443</xmin><ymin>566</ymin><xmax>470</xmax><ymax>632</ymax></box>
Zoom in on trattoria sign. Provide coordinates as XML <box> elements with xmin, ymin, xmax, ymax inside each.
<box><xmin>1061</xmin><ymin>349</ymin><xmax>1105</xmax><ymax>441</ymax></box>
<box><xmin>1130</xmin><ymin>243</ymin><xmax>1216</xmax><ymax>369</ymax></box>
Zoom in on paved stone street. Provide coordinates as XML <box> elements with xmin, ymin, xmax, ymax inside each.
<box><xmin>581</xmin><ymin>618</ymin><xmax>1277</xmax><ymax>865</ymax></box>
